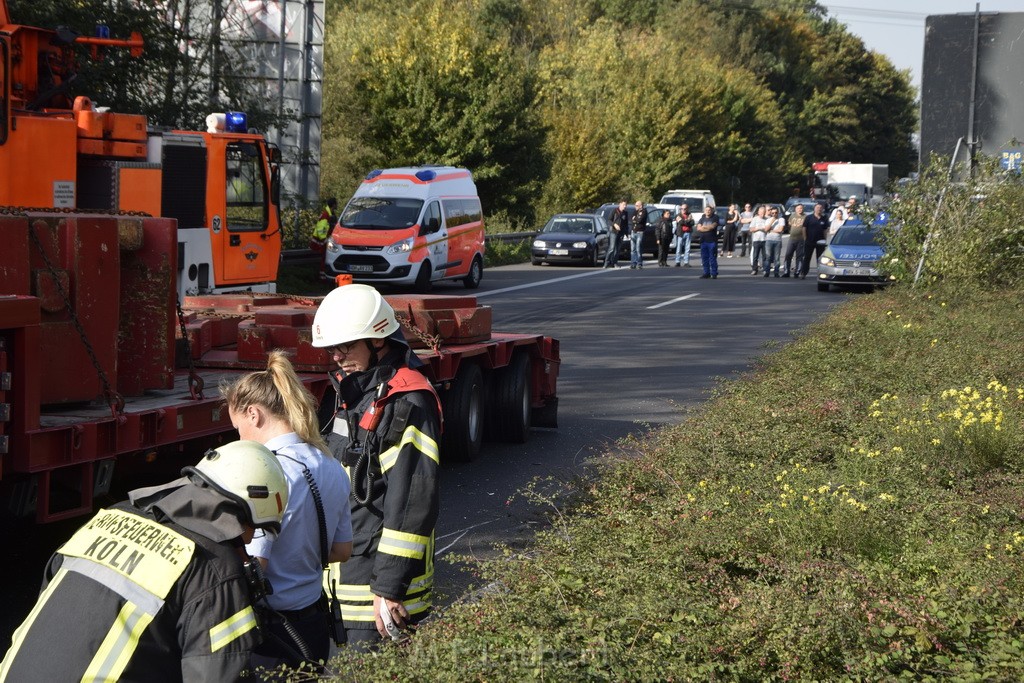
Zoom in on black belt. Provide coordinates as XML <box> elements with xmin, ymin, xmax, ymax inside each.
<box><xmin>276</xmin><ymin>600</ymin><xmax>323</xmax><ymax>621</ymax></box>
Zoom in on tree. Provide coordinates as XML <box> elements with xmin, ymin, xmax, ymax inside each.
<box><xmin>323</xmin><ymin>0</ymin><xmax>546</xmax><ymax>223</ymax></box>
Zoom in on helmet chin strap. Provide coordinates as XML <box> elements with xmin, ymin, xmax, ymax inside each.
<box><xmin>364</xmin><ymin>338</ymin><xmax>383</xmax><ymax>370</ymax></box>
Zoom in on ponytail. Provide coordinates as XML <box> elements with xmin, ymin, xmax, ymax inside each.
<box><xmin>222</xmin><ymin>351</ymin><xmax>329</xmax><ymax>454</ymax></box>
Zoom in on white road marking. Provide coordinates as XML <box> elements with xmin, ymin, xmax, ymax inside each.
<box><xmin>436</xmin><ymin>519</ymin><xmax>496</xmax><ymax>540</ymax></box>
<box><xmin>647</xmin><ymin>293</ymin><xmax>700</xmax><ymax>310</ymax></box>
<box><xmin>475</xmin><ymin>261</ymin><xmax>650</xmax><ymax>298</ymax></box>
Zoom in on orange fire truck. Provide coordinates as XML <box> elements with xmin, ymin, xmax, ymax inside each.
<box><xmin>0</xmin><ymin>3</ymin><xmax>559</xmax><ymax>523</ymax></box>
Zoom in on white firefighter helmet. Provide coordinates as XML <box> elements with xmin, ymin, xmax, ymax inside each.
<box><xmin>184</xmin><ymin>440</ymin><xmax>288</xmax><ymax>532</ymax></box>
<box><xmin>311</xmin><ymin>284</ymin><xmax>400</xmax><ymax>348</ymax></box>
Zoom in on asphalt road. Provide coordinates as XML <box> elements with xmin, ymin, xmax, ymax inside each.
<box><xmin>422</xmin><ymin>251</ymin><xmax>845</xmax><ymax>607</ymax></box>
<box><xmin>0</xmin><ymin>250</ymin><xmax>849</xmax><ymax>644</ymax></box>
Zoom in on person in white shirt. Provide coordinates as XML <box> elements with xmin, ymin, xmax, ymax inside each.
<box><xmin>224</xmin><ymin>350</ymin><xmax>353</xmax><ymax>669</ymax></box>
<box><xmin>748</xmin><ymin>205</ymin><xmax>768</xmax><ymax>275</ymax></box>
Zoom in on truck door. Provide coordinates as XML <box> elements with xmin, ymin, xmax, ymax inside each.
<box><xmin>220</xmin><ymin>140</ymin><xmax>275</xmax><ymax>285</ymax></box>
<box><xmin>422</xmin><ymin>200</ymin><xmax>448</xmax><ymax>275</ymax></box>
<box><xmin>0</xmin><ymin>36</ymin><xmax>8</xmax><ymax>145</ymax></box>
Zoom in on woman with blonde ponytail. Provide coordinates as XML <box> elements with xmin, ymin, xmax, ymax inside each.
<box><xmin>223</xmin><ymin>351</ymin><xmax>352</xmax><ymax>668</ymax></box>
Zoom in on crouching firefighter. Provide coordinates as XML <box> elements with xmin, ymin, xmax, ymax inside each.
<box><xmin>0</xmin><ymin>441</ymin><xmax>289</xmax><ymax>682</ymax></box>
<box><xmin>311</xmin><ymin>284</ymin><xmax>442</xmax><ymax>649</ymax></box>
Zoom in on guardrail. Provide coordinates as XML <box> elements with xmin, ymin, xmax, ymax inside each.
<box><xmin>281</xmin><ymin>232</ymin><xmax>538</xmax><ymax>264</ymax></box>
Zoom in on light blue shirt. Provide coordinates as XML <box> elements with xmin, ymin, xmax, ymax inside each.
<box><xmin>246</xmin><ymin>433</ymin><xmax>352</xmax><ymax>611</ymax></box>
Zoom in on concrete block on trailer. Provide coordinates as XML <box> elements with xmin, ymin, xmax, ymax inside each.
<box><xmin>387</xmin><ymin>294</ymin><xmax>492</xmax><ymax>347</ymax></box>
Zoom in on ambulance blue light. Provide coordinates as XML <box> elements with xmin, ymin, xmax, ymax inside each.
<box><xmin>366</xmin><ymin>169</ymin><xmax>383</xmax><ymax>180</ymax></box>
<box><xmin>225</xmin><ymin>111</ymin><xmax>248</xmax><ymax>133</ymax></box>
<box><xmin>415</xmin><ymin>169</ymin><xmax>437</xmax><ymax>182</ymax></box>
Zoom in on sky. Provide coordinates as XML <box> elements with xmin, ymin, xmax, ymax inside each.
<box><xmin>817</xmin><ymin>1</ymin><xmax>1024</xmax><ymax>92</ymax></box>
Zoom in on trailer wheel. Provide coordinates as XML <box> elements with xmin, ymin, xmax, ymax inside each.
<box><xmin>415</xmin><ymin>261</ymin><xmax>433</xmax><ymax>293</ymax></box>
<box><xmin>490</xmin><ymin>351</ymin><xmax>531</xmax><ymax>443</ymax></box>
<box><xmin>462</xmin><ymin>256</ymin><xmax>483</xmax><ymax>289</ymax></box>
<box><xmin>442</xmin><ymin>363</ymin><xmax>484</xmax><ymax>462</ymax></box>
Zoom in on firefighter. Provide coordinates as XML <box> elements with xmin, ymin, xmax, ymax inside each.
<box><xmin>0</xmin><ymin>441</ymin><xmax>289</xmax><ymax>682</ymax></box>
<box><xmin>310</xmin><ymin>197</ymin><xmax>337</xmax><ymax>280</ymax></box>
<box><xmin>311</xmin><ymin>284</ymin><xmax>441</xmax><ymax>649</ymax></box>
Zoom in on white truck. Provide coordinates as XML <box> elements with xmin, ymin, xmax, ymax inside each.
<box><xmin>826</xmin><ymin>164</ymin><xmax>889</xmax><ymax>206</ymax></box>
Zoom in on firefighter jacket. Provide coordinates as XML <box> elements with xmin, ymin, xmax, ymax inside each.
<box><xmin>323</xmin><ymin>347</ymin><xmax>441</xmax><ymax>630</ymax></box>
<box><xmin>0</xmin><ymin>482</ymin><xmax>262</xmax><ymax>682</ymax></box>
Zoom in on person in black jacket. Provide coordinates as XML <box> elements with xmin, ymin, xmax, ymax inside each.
<box><xmin>604</xmin><ymin>200</ymin><xmax>628</xmax><ymax>269</ymax></box>
<box><xmin>0</xmin><ymin>441</ymin><xmax>289</xmax><ymax>682</ymax></box>
<box><xmin>655</xmin><ymin>209</ymin><xmax>673</xmax><ymax>266</ymax></box>
<box><xmin>801</xmin><ymin>202</ymin><xmax>829</xmax><ymax>279</ymax></box>
<box><xmin>629</xmin><ymin>201</ymin><xmax>648</xmax><ymax>269</ymax></box>
<box><xmin>311</xmin><ymin>284</ymin><xmax>441</xmax><ymax>650</ymax></box>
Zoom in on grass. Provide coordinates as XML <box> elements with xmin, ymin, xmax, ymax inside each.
<box><xmin>314</xmin><ymin>281</ymin><xmax>1024</xmax><ymax>681</ymax></box>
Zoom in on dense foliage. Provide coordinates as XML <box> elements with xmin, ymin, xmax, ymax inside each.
<box><xmin>323</xmin><ymin>0</ymin><xmax>916</xmax><ymax>224</ymax></box>
<box><xmin>7</xmin><ymin>0</ymin><xmax>289</xmax><ymax>131</ymax></box>
<box><xmin>881</xmin><ymin>160</ymin><xmax>1024</xmax><ymax>291</ymax></box>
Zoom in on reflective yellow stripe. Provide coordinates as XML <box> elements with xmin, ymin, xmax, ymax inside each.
<box><xmin>209</xmin><ymin>606</ymin><xmax>257</xmax><ymax>653</ymax></box>
<box><xmin>339</xmin><ymin>594</ymin><xmax>432</xmax><ymax>622</ymax></box>
<box><xmin>379</xmin><ymin>528</ymin><xmax>430</xmax><ymax>560</ymax></box>
<box><xmin>81</xmin><ymin>600</ymin><xmax>153</xmax><ymax>682</ymax></box>
<box><xmin>379</xmin><ymin>426</ymin><xmax>439</xmax><ymax>472</ymax></box>
<box><xmin>0</xmin><ymin>569</ymin><xmax>70</xmax><ymax>680</ymax></box>
<box><xmin>335</xmin><ymin>583</ymin><xmax>373</xmax><ymax>601</ymax></box>
<box><xmin>407</xmin><ymin>572</ymin><xmax>433</xmax><ymax>593</ymax></box>
<box><xmin>340</xmin><ymin>604</ymin><xmax>377</xmax><ymax>622</ymax></box>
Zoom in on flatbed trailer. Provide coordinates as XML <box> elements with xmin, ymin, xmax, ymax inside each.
<box><xmin>0</xmin><ymin>214</ymin><xmax>559</xmax><ymax>524</ymax></box>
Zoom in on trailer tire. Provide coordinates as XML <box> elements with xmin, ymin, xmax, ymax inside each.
<box><xmin>442</xmin><ymin>363</ymin><xmax>484</xmax><ymax>462</ymax></box>
<box><xmin>490</xmin><ymin>351</ymin><xmax>531</xmax><ymax>443</ymax></box>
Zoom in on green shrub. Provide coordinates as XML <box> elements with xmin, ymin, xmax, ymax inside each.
<box><xmin>882</xmin><ymin>158</ymin><xmax>1024</xmax><ymax>292</ymax></box>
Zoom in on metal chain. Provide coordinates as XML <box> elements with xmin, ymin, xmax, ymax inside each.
<box><xmin>0</xmin><ymin>205</ymin><xmax>151</xmax><ymax>217</ymax></box>
<box><xmin>175</xmin><ymin>295</ymin><xmax>205</xmax><ymax>400</ymax></box>
<box><xmin>394</xmin><ymin>313</ymin><xmax>441</xmax><ymax>354</ymax></box>
<box><xmin>25</xmin><ymin>224</ymin><xmax>126</xmax><ymax>417</ymax></box>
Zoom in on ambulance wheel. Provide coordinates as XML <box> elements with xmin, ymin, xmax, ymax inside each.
<box><xmin>817</xmin><ymin>282</ymin><xmax>829</xmax><ymax>292</ymax></box>
<box><xmin>442</xmin><ymin>363</ymin><xmax>485</xmax><ymax>462</ymax></box>
<box><xmin>489</xmin><ymin>351</ymin><xmax>531</xmax><ymax>444</ymax></box>
<box><xmin>415</xmin><ymin>261</ymin><xmax>433</xmax><ymax>293</ymax></box>
<box><xmin>463</xmin><ymin>256</ymin><xmax>483</xmax><ymax>289</ymax></box>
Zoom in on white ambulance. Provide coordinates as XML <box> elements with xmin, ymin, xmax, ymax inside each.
<box><xmin>323</xmin><ymin>166</ymin><xmax>485</xmax><ymax>291</ymax></box>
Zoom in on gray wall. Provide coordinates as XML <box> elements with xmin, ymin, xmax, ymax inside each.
<box><xmin>920</xmin><ymin>11</ymin><xmax>1024</xmax><ymax>168</ymax></box>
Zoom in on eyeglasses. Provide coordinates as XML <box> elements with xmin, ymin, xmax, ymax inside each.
<box><xmin>325</xmin><ymin>341</ymin><xmax>359</xmax><ymax>356</ymax></box>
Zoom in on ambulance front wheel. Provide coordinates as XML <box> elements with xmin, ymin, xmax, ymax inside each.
<box><xmin>415</xmin><ymin>261</ymin><xmax>433</xmax><ymax>293</ymax></box>
<box><xmin>463</xmin><ymin>256</ymin><xmax>483</xmax><ymax>289</ymax></box>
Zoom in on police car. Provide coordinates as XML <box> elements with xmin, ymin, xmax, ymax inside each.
<box><xmin>817</xmin><ymin>211</ymin><xmax>895</xmax><ymax>292</ymax></box>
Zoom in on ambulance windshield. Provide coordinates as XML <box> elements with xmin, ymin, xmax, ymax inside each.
<box><xmin>340</xmin><ymin>197</ymin><xmax>424</xmax><ymax>229</ymax></box>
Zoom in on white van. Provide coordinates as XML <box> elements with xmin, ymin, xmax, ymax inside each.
<box><xmin>658</xmin><ymin>189</ymin><xmax>717</xmax><ymax>214</ymax></box>
<box><xmin>324</xmin><ymin>166</ymin><xmax>485</xmax><ymax>291</ymax></box>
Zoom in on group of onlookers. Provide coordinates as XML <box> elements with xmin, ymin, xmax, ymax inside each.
<box><xmin>603</xmin><ymin>195</ymin><xmax>860</xmax><ymax>281</ymax></box>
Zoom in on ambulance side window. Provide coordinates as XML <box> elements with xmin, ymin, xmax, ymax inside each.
<box><xmin>422</xmin><ymin>201</ymin><xmax>442</xmax><ymax>235</ymax></box>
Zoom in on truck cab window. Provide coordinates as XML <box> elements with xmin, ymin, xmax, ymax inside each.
<box><xmin>422</xmin><ymin>201</ymin><xmax>442</xmax><ymax>234</ymax></box>
<box><xmin>225</xmin><ymin>142</ymin><xmax>266</xmax><ymax>231</ymax></box>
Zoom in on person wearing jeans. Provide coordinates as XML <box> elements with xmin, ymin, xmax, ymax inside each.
<box><xmin>763</xmin><ymin>208</ymin><xmax>785</xmax><ymax>277</ymax></box>
<box><xmin>629</xmin><ymin>201</ymin><xmax>647</xmax><ymax>269</ymax></box>
<box><xmin>673</xmin><ymin>204</ymin><xmax>695</xmax><ymax>266</ymax></box>
<box><xmin>604</xmin><ymin>201</ymin><xmax>628</xmax><ymax>268</ymax></box>
<box><xmin>748</xmin><ymin>205</ymin><xmax>768</xmax><ymax>275</ymax></box>
<box><xmin>695</xmin><ymin>205</ymin><xmax>720</xmax><ymax>278</ymax></box>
